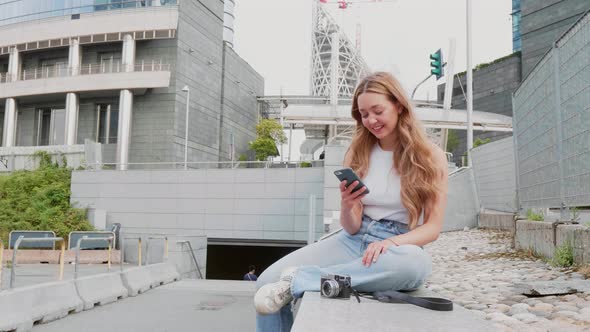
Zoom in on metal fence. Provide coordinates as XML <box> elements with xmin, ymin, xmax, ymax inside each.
<box><xmin>512</xmin><ymin>10</ymin><xmax>590</xmax><ymax>218</ymax></box>
<box><xmin>471</xmin><ymin>137</ymin><xmax>517</xmax><ymax>213</ymax></box>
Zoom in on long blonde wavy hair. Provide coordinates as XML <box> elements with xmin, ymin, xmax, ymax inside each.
<box><xmin>348</xmin><ymin>72</ymin><xmax>442</xmax><ymax>230</ymax></box>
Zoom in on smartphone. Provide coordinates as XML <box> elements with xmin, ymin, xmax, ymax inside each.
<box><xmin>334</xmin><ymin>168</ymin><xmax>370</xmax><ymax>195</ymax></box>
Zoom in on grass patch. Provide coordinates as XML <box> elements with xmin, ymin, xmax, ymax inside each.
<box><xmin>551</xmin><ymin>242</ymin><xmax>574</xmax><ymax>267</ymax></box>
<box><xmin>527</xmin><ymin>209</ymin><xmax>544</xmax><ymax>221</ymax></box>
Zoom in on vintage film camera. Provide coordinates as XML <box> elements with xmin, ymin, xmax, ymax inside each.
<box><xmin>320</xmin><ymin>274</ymin><xmax>352</xmax><ymax>299</ymax></box>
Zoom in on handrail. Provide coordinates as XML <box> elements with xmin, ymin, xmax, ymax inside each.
<box><xmin>123</xmin><ymin>237</ymin><xmax>143</xmax><ymax>267</ymax></box>
<box><xmin>74</xmin><ymin>236</ymin><xmax>113</xmax><ymax>279</ymax></box>
<box><xmin>449</xmin><ymin>166</ymin><xmax>470</xmax><ymax>176</ymax></box>
<box><xmin>177</xmin><ymin>241</ymin><xmax>203</xmax><ymax>279</ymax></box>
<box><xmin>81</xmin><ymin>160</ymin><xmax>325</xmax><ymax>170</ymax></box>
<box><xmin>11</xmin><ymin>236</ymin><xmax>65</xmax><ymax>289</ymax></box>
<box><xmin>0</xmin><ymin>239</ymin><xmax>4</xmax><ymax>290</ymax></box>
<box><xmin>145</xmin><ymin>236</ymin><xmax>168</xmax><ymax>265</ymax></box>
<box><xmin>7</xmin><ymin>60</ymin><xmax>171</xmax><ymax>82</ymax></box>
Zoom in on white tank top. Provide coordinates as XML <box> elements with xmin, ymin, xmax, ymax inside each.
<box><xmin>361</xmin><ymin>143</ymin><xmax>411</xmax><ymax>224</ymax></box>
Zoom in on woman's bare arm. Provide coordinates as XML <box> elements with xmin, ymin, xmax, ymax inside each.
<box><xmin>339</xmin><ymin>149</ymin><xmax>365</xmax><ymax>235</ymax></box>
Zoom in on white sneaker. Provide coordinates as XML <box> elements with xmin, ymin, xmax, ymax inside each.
<box><xmin>254</xmin><ymin>267</ymin><xmax>298</xmax><ymax>315</ymax></box>
<box><xmin>254</xmin><ymin>280</ymin><xmax>293</xmax><ymax>314</ymax></box>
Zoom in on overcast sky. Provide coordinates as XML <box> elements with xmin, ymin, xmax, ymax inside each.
<box><xmin>232</xmin><ymin>0</ymin><xmax>513</xmax><ymax>159</ymax></box>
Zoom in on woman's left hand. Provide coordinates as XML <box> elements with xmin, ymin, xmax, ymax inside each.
<box><xmin>362</xmin><ymin>239</ymin><xmax>395</xmax><ymax>267</ymax></box>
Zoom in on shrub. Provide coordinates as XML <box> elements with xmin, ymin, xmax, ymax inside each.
<box><xmin>551</xmin><ymin>242</ymin><xmax>573</xmax><ymax>267</ymax></box>
<box><xmin>299</xmin><ymin>161</ymin><xmax>312</xmax><ymax>168</ymax></box>
<box><xmin>0</xmin><ymin>152</ymin><xmax>93</xmax><ymax>247</ymax></box>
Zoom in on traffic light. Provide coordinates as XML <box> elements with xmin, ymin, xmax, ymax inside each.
<box><xmin>430</xmin><ymin>49</ymin><xmax>443</xmax><ymax>80</ymax></box>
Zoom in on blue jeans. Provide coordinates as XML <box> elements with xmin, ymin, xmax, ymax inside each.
<box><xmin>255</xmin><ymin>215</ymin><xmax>432</xmax><ymax>332</ymax></box>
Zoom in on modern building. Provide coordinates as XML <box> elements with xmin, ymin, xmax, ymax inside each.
<box><xmin>0</xmin><ymin>0</ymin><xmax>263</xmax><ymax>170</ymax></box>
<box><xmin>438</xmin><ymin>0</ymin><xmax>588</xmax><ymax>165</ymax></box>
<box><xmin>520</xmin><ymin>0</ymin><xmax>588</xmax><ymax>77</ymax></box>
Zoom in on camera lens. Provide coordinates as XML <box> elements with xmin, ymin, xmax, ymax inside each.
<box><xmin>321</xmin><ymin>280</ymin><xmax>340</xmax><ymax>298</ymax></box>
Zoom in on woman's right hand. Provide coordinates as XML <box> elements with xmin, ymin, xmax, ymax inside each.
<box><xmin>339</xmin><ymin>180</ymin><xmax>368</xmax><ymax>211</ymax></box>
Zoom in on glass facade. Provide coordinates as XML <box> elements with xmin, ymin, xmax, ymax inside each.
<box><xmin>0</xmin><ymin>0</ymin><xmax>177</xmax><ymax>27</ymax></box>
<box><xmin>511</xmin><ymin>0</ymin><xmax>521</xmax><ymax>52</ymax></box>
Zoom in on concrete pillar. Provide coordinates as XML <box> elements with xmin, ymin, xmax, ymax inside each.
<box><xmin>2</xmin><ymin>47</ymin><xmax>20</xmax><ymax>147</ymax></box>
<box><xmin>65</xmin><ymin>39</ymin><xmax>80</xmax><ymax>145</ymax></box>
<box><xmin>116</xmin><ymin>34</ymin><xmax>135</xmax><ymax>170</ymax></box>
<box><xmin>2</xmin><ymin>99</ymin><xmax>17</xmax><ymax>147</ymax></box>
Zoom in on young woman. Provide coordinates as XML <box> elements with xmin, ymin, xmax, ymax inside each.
<box><xmin>253</xmin><ymin>72</ymin><xmax>448</xmax><ymax>331</ymax></box>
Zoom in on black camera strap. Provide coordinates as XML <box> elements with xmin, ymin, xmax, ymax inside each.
<box><xmin>372</xmin><ymin>290</ymin><xmax>453</xmax><ymax>311</ymax></box>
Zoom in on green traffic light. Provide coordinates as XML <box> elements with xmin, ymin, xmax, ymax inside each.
<box><xmin>429</xmin><ymin>49</ymin><xmax>443</xmax><ymax>79</ymax></box>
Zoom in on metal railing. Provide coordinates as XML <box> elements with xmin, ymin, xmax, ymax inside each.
<box><xmin>74</xmin><ymin>236</ymin><xmax>114</xmax><ymax>279</ymax></box>
<box><xmin>9</xmin><ymin>230</ymin><xmax>56</xmax><ymax>249</ymax></box>
<box><xmin>0</xmin><ymin>239</ymin><xmax>3</xmax><ymax>290</ymax></box>
<box><xmin>81</xmin><ymin>160</ymin><xmax>325</xmax><ymax>170</ymax></box>
<box><xmin>123</xmin><ymin>237</ymin><xmax>143</xmax><ymax>267</ymax></box>
<box><xmin>10</xmin><ymin>236</ymin><xmax>66</xmax><ymax>289</ymax></box>
<box><xmin>145</xmin><ymin>236</ymin><xmax>168</xmax><ymax>265</ymax></box>
<box><xmin>8</xmin><ymin>60</ymin><xmax>171</xmax><ymax>82</ymax></box>
<box><xmin>177</xmin><ymin>241</ymin><xmax>203</xmax><ymax>279</ymax></box>
<box><xmin>0</xmin><ymin>0</ymin><xmax>179</xmax><ymax>28</ymax></box>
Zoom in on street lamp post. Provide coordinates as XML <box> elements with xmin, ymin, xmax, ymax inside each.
<box><xmin>182</xmin><ymin>85</ymin><xmax>190</xmax><ymax>170</ymax></box>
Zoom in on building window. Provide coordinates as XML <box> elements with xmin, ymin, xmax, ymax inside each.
<box><xmin>36</xmin><ymin>108</ymin><xmax>66</xmax><ymax>146</ymax></box>
<box><xmin>0</xmin><ymin>111</ymin><xmax>4</xmax><ymax>146</ymax></box>
<box><xmin>96</xmin><ymin>104</ymin><xmax>118</xmax><ymax>144</ymax></box>
<box><xmin>99</xmin><ymin>53</ymin><xmax>122</xmax><ymax>73</ymax></box>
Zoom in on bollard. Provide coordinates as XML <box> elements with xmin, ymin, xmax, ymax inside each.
<box><xmin>138</xmin><ymin>237</ymin><xmax>142</xmax><ymax>267</ymax></box>
<box><xmin>59</xmin><ymin>241</ymin><xmax>65</xmax><ymax>281</ymax></box>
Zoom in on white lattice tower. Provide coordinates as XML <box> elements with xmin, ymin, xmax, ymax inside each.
<box><xmin>310</xmin><ymin>1</ymin><xmax>369</xmax><ymax>98</ymax></box>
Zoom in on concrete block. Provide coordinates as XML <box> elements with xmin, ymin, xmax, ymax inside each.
<box><xmin>556</xmin><ymin>225</ymin><xmax>590</xmax><ymax>264</ymax></box>
<box><xmin>292</xmin><ymin>289</ymin><xmax>496</xmax><ymax>331</ymax></box>
<box><xmin>121</xmin><ymin>266</ymin><xmax>152</xmax><ymax>296</ymax></box>
<box><xmin>74</xmin><ymin>272</ymin><xmax>128</xmax><ymax>310</ymax></box>
<box><xmin>0</xmin><ymin>280</ymin><xmax>83</xmax><ymax>331</ymax></box>
<box><xmin>478</xmin><ymin>212</ymin><xmax>515</xmax><ymax>231</ymax></box>
<box><xmin>145</xmin><ymin>262</ymin><xmax>181</xmax><ymax>288</ymax></box>
<box><xmin>515</xmin><ymin>220</ymin><xmax>555</xmax><ymax>258</ymax></box>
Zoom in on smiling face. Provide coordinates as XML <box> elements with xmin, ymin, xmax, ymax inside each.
<box><xmin>357</xmin><ymin>92</ymin><xmax>400</xmax><ymax>144</ymax></box>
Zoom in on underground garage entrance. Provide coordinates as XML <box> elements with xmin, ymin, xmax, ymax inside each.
<box><xmin>206</xmin><ymin>239</ymin><xmax>306</xmax><ymax>280</ymax></box>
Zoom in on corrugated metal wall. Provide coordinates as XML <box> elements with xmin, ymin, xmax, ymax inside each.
<box><xmin>471</xmin><ymin>137</ymin><xmax>517</xmax><ymax>213</ymax></box>
<box><xmin>512</xmin><ymin>11</ymin><xmax>590</xmax><ymax>215</ymax></box>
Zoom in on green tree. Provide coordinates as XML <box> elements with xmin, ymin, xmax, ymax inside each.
<box><xmin>446</xmin><ymin>130</ymin><xmax>459</xmax><ymax>152</ymax></box>
<box><xmin>249</xmin><ymin>119</ymin><xmax>287</xmax><ymax>161</ymax></box>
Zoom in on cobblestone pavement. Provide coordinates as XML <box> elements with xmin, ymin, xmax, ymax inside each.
<box><xmin>424</xmin><ymin>228</ymin><xmax>590</xmax><ymax>332</ymax></box>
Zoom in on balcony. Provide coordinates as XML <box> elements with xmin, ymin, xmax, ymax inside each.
<box><xmin>0</xmin><ymin>60</ymin><xmax>172</xmax><ymax>98</ymax></box>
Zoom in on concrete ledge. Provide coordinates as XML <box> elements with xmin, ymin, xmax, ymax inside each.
<box><xmin>0</xmin><ymin>280</ymin><xmax>83</xmax><ymax>332</ymax></box>
<box><xmin>292</xmin><ymin>288</ymin><xmax>496</xmax><ymax>331</ymax></box>
<box><xmin>515</xmin><ymin>220</ymin><xmax>555</xmax><ymax>258</ymax></box>
<box><xmin>145</xmin><ymin>262</ymin><xmax>181</xmax><ymax>288</ymax></box>
<box><xmin>120</xmin><ymin>266</ymin><xmax>152</xmax><ymax>297</ymax></box>
<box><xmin>478</xmin><ymin>212</ymin><xmax>515</xmax><ymax>231</ymax></box>
<box><xmin>556</xmin><ymin>225</ymin><xmax>590</xmax><ymax>264</ymax></box>
<box><xmin>74</xmin><ymin>272</ymin><xmax>128</xmax><ymax>310</ymax></box>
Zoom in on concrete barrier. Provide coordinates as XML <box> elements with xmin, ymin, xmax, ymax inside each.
<box><xmin>120</xmin><ymin>266</ymin><xmax>152</xmax><ymax>296</ymax></box>
<box><xmin>145</xmin><ymin>262</ymin><xmax>180</xmax><ymax>288</ymax></box>
<box><xmin>74</xmin><ymin>272</ymin><xmax>128</xmax><ymax>310</ymax></box>
<box><xmin>556</xmin><ymin>225</ymin><xmax>590</xmax><ymax>264</ymax></box>
<box><xmin>515</xmin><ymin>220</ymin><xmax>556</xmax><ymax>258</ymax></box>
<box><xmin>0</xmin><ymin>280</ymin><xmax>83</xmax><ymax>332</ymax></box>
<box><xmin>478</xmin><ymin>211</ymin><xmax>515</xmax><ymax>231</ymax></box>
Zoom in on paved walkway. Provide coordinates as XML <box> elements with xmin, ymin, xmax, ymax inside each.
<box><xmin>32</xmin><ymin>280</ymin><xmax>256</xmax><ymax>332</ymax></box>
<box><xmin>425</xmin><ymin>228</ymin><xmax>590</xmax><ymax>332</ymax></box>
